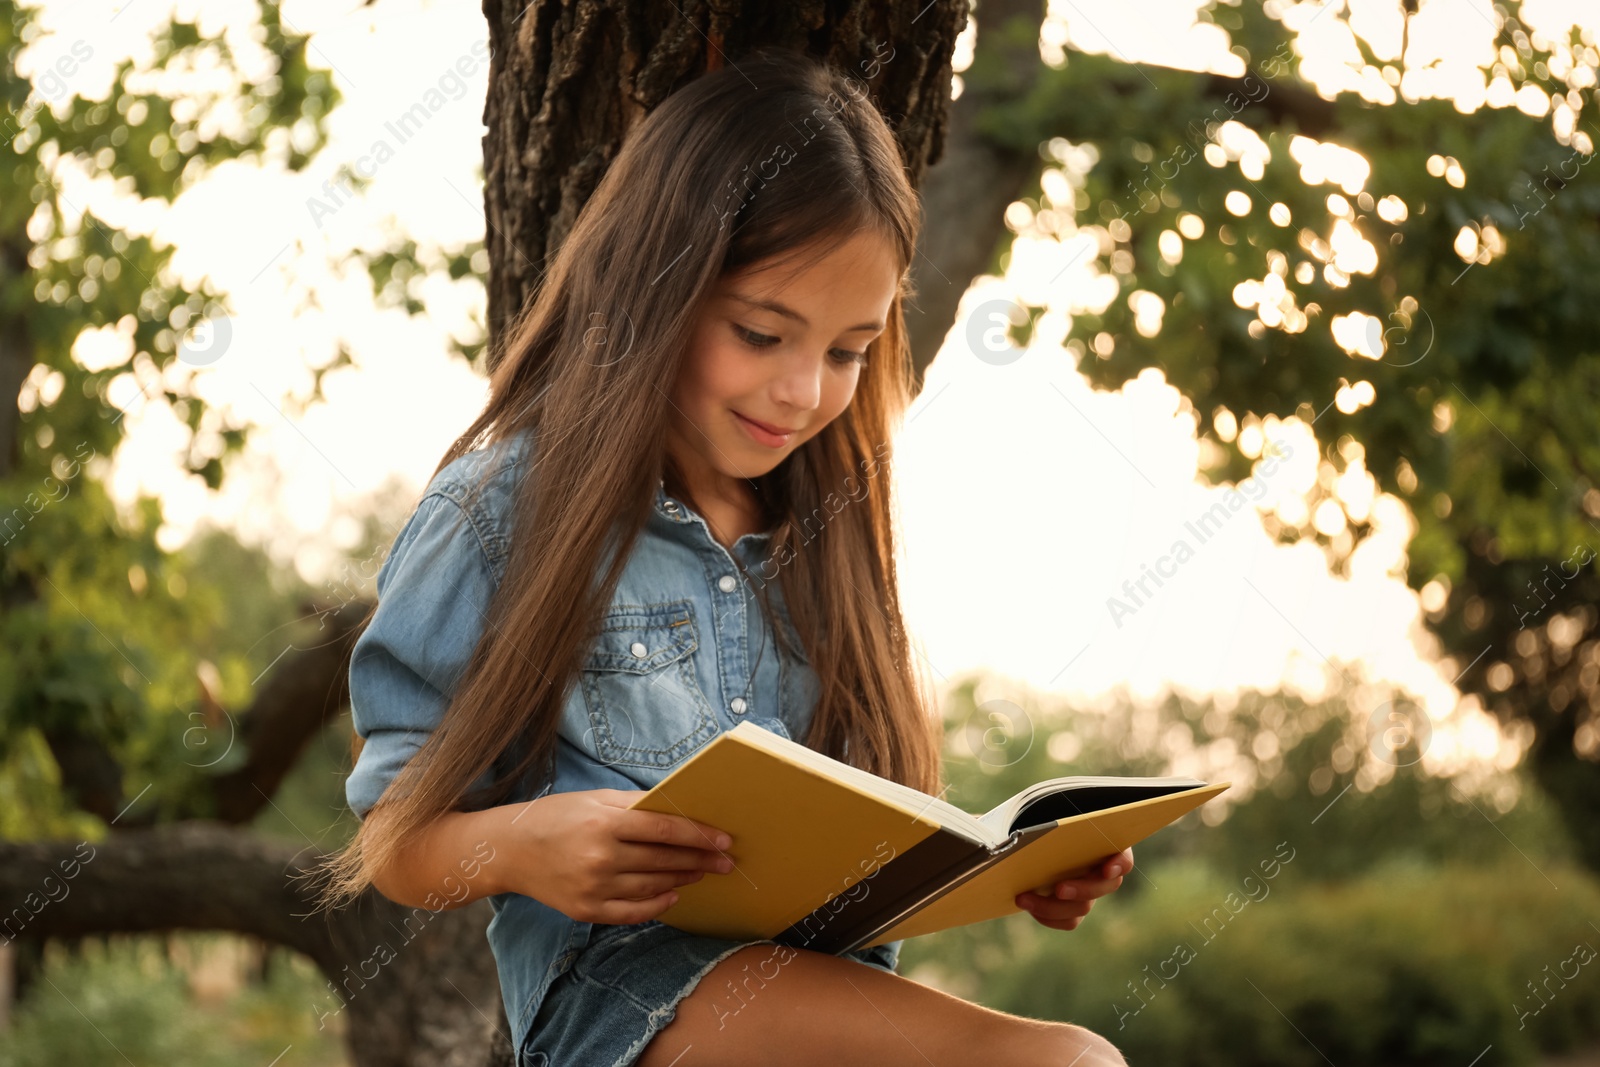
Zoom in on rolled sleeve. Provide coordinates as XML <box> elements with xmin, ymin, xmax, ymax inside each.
<box><xmin>345</xmin><ymin>490</ymin><xmax>500</xmax><ymax>821</ymax></box>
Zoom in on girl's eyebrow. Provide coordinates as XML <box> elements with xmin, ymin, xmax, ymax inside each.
<box><xmin>727</xmin><ymin>292</ymin><xmax>884</xmax><ymax>333</ymax></box>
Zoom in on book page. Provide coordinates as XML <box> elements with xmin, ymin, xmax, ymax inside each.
<box><xmin>865</xmin><ymin>782</ymin><xmax>1230</xmax><ymax>947</ymax></box>
<box><xmin>977</xmin><ymin>775</ymin><xmax>1208</xmax><ymax>839</ymax></box>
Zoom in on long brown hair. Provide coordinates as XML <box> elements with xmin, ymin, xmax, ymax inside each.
<box><xmin>315</xmin><ymin>47</ymin><xmax>940</xmax><ymax>911</ymax></box>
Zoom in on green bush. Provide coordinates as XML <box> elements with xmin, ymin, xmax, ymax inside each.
<box><xmin>0</xmin><ymin>935</ymin><xmax>344</xmax><ymax>1067</ymax></box>
<box><xmin>956</xmin><ymin>857</ymin><xmax>1600</xmax><ymax>1067</ymax></box>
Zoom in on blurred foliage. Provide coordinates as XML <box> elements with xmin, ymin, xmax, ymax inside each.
<box><xmin>910</xmin><ymin>678</ymin><xmax>1583</xmax><ymax>1009</ymax></box>
<box><xmin>0</xmin><ymin>934</ymin><xmax>345</xmax><ymax>1067</ymax></box>
<box><xmin>972</xmin><ymin>857</ymin><xmax>1600</xmax><ymax>1066</ymax></box>
<box><xmin>966</xmin><ymin>0</ymin><xmax>1600</xmax><ymax>868</ymax></box>
<box><xmin>365</xmin><ymin>229</ymin><xmax>491</xmax><ymax>370</ymax></box>
<box><xmin>0</xmin><ymin>0</ymin><xmax>341</xmax><ymax>830</ymax></box>
<box><xmin>0</xmin><ymin>0</ymin><xmax>470</xmax><ymax>835</ymax></box>
<box><xmin>0</xmin><ymin>513</ymin><xmax>332</xmax><ymax>834</ymax></box>
<box><xmin>933</xmin><ymin>677</ymin><xmax>1575</xmax><ymax>875</ymax></box>
<box><xmin>975</xmin><ymin>0</ymin><xmax>1600</xmax><ymax>576</ymax></box>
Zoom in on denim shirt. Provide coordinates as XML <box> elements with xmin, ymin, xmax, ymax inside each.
<box><xmin>344</xmin><ymin>427</ymin><xmax>903</xmax><ymax>1055</ymax></box>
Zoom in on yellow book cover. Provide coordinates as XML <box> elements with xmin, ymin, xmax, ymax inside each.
<box><xmin>628</xmin><ymin>721</ymin><xmax>1229</xmax><ymax>953</ymax></box>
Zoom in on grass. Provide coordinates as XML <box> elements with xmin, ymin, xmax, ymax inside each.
<box><xmin>1</xmin><ymin>933</ymin><xmax>346</xmax><ymax>1067</ymax></box>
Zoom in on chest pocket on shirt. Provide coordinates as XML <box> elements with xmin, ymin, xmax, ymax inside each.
<box><xmin>580</xmin><ymin>600</ymin><xmax>719</xmax><ymax>770</ymax></box>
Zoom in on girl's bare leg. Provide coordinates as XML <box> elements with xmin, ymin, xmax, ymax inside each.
<box><xmin>636</xmin><ymin>943</ymin><xmax>1128</xmax><ymax>1067</ymax></box>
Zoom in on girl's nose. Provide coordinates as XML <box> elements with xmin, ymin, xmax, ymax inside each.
<box><xmin>771</xmin><ymin>350</ymin><xmax>824</xmax><ymax>411</ymax></box>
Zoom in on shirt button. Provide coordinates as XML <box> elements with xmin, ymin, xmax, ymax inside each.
<box><xmin>630</xmin><ymin>642</ymin><xmax>648</xmax><ymax>658</ymax></box>
<box><xmin>718</xmin><ymin>575</ymin><xmax>737</xmax><ymax>592</ymax></box>
<box><xmin>729</xmin><ymin>697</ymin><xmax>747</xmax><ymax>715</ymax></box>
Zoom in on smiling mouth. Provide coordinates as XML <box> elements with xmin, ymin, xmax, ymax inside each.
<box><xmin>737</xmin><ymin>412</ymin><xmax>798</xmax><ymax>434</ymax></box>
<box><xmin>732</xmin><ymin>410</ymin><xmax>798</xmax><ymax>446</ymax></box>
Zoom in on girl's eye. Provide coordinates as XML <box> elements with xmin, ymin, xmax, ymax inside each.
<box><xmin>733</xmin><ymin>325</ymin><xmax>780</xmax><ymax>348</ymax></box>
<box><xmin>734</xmin><ymin>324</ymin><xmax>867</xmax><ymax>367</ymax></box>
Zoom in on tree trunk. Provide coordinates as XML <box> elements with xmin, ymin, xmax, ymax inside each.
<box><xmin>478</xmin><ymin>0</ymin><xmax>973</xmax><ymax>372</ymax></box>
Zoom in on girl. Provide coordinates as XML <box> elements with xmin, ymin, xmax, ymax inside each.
<box><xmin>317</xmin><ymin>47</ymin><xmax>1132</xmax><ymax>1067</ymax></box>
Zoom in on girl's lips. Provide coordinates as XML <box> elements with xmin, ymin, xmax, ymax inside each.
<box><xmin>732</xmin><ymin>410</ymin><xmax>795</xmax><ymax>447</ymax></box>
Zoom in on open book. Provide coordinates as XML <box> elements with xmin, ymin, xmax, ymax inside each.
<box><xmin>627</xmin><ymin>720</ymin><xmax>1229</xmax><ymax>953</ymax></box>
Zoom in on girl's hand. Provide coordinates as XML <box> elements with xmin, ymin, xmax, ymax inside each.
<box><xmin>504</xmin><ymin>788</ymin><xmax>736</xmax><ymax>924</ymax></box>
<box><xmin>1013</xmin><ymin>848</ymin><xmax>1134</xmax><ymax>932</ymax></box>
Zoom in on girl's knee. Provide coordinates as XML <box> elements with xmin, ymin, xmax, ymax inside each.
<box><xmin>1048</xmin><ymin>1022</ymin><xmax>1128</xmax><ymax>1066</ymax></box>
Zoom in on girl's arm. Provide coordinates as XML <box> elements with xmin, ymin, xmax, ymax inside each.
<box><xmin>365</xmin><ymin>788</ymin><xmax>737</xmax><ymax>921</ymax></box>
<box><xmin>365</xmin><ymin>802</ymin><xmax>521</xmax><ymax>911</ymax></box>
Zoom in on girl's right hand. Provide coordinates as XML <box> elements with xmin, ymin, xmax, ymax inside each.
<box><xmin>504</xmin><ymin>788</ymin><xmax>737</xmax><ymax>924</ymax></box>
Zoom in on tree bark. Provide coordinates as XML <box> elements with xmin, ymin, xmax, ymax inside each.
<box><xmin>478</xmin><ymin>0</ymin><xmax>973</xmax><ymax>371</ymax></box>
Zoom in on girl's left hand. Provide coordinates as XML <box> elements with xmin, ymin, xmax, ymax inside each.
<box><xmin>1013</xmin><ymin>847</ymin><xmax>1134</xmax><ymax>931</ymax></box>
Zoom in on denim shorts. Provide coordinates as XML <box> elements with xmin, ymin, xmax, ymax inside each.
<box><xmin>518</xmin><ymin>919</ymin><xmax>899</xmax><ymax>1067</ymax></box>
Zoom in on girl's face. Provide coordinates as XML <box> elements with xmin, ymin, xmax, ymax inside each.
<box><xmin>667</xmin><ymin>229</ymin><xmax>900</xmax><ymax>493</ymax></box>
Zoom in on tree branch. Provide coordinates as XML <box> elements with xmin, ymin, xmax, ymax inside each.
<box><xmin>34</xmin><ymin>599</ymin><xmax>370</xmax><ymax>830</ymax></box>
<box><xmin>906</xmin><ymin>0</ymin><xmax>1044</xmax><ymax>394</ymax></box>
<box><xmin>0</xmin><ymin>823</ymin><xmax>511</xmax><ymax>1067</ymax></box>
<box><xmin>210</xmin><ymin>598</ymin><xmax>372</xmax><ymax>824</ymax></box>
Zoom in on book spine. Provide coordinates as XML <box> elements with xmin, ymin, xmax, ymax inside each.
<box><xmin>771</xmin><ymin>829</ymin><xmax>988</xmax><ymax>956</ymax></box>
<box><xmin>831</xmin><ymin>820</ymin><xmax>1062</xmax><ymax>952</ymax></box>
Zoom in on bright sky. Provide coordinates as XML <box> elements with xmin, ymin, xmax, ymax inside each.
<box><xmin>23</xmin><ymin>0</ymin><xmax>1600</xmax><ymax>793</ymax></box>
